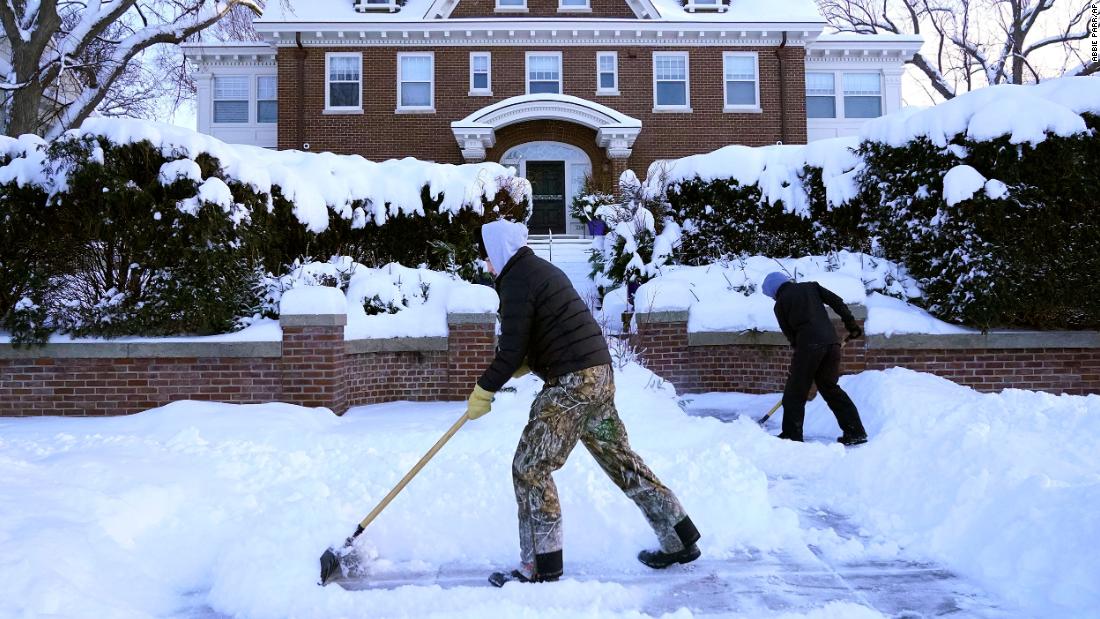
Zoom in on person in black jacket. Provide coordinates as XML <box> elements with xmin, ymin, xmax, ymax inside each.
<box><xmin>467</xmin><ymin>220</ymin><xmax>701</xmax><ymax>587</ymax></box>
<box><xmin>761</xmin><ymin>272</ymin><xmax>868</xmax><ymax>446</ymax></box>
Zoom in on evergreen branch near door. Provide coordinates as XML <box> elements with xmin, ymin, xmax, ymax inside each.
<box><xmin>569</xmin><ymin>176</ymin><xmax>617</xmax><ymax>236</ymax></box>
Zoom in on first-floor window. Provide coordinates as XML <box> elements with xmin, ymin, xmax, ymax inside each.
<box><xmin>398</xmin><ymin>53</ymin><xmax>434</xmax><ymax>109</ymax></box>
<box><xmin>213</xmin><ymin>76</ymin><xmax>248</xmax><ymax>123</ymax></box>
<box><xmin>597</xmin><ymin>52</ymin><xmax>618</xmax><ymax>94</ymax></box>
<box><xmin>559</xmin><ymin>0</ymin><xmax>589</xmax><ymax>8</ymax></box>
<box><xmin>527</xmin><ymin>53</ymin><xmax>562</xmax><ymax>94</ymax></box>
<box><xmin>843</xmin><ymin>73</ymin><xmax>882</xmax><ymax>118</ymax></box>
<box><xmin>326</xmin><ymin>53</ymin><xmax>362</xmax><ymax>110</ymax></box>
<box><xmin>723</xmin><ymin>52</ymin><xmax>758</xmax><ymax>109</ymax></box>
<box><xmin>257</xmin><ymin>76</ymin><xmax>277</xmax><ymax>123</ymax></box>
<box><xmin>653</xmin><ymin>52</ymin><xmax>689</xmax><ymax>109</ymax></box>
<box><xmin>806</xmin><ymin>72</ymin><xmax>836</xmax><ymax>118</ymax></box>
<box><xmin>496</xmin><ymin>0</ymin><xmax>525</xmax><ymax>8</ymax></box>
<box><xmin>470</xmin><ymin>52</ymin><xmax>491</xmax><ymax>95</ymax></box>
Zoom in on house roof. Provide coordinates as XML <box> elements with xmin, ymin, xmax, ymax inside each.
<box><xmin>255</xmin><ymin>0</ymin><xmax>826</xmax><ymax>24</ymax></box>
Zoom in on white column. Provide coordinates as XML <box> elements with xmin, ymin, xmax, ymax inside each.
<box><xmin>194</xmin><ymin>71</ymin><xmax>214</xmax><ymax>135</ymax></box>
<box><xmin>883</xmin><ymin>68</ymin><xmax>905</xmax><ymax>114</ymax></box>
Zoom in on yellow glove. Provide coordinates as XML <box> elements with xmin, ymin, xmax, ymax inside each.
<box><xmin>465</xmin><ymin>385</ymin><xmax>494</xmax><ymax>420</ymax></box>
<box><xmin>512</xmin><ymin>358</ymin><xmax>531</xmax><ymax>379</ymax></box>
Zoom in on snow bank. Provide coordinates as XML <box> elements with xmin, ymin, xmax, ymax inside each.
<box><xmin>861</xmin><ymin>77</ymin><xmax>1100</xmax><ymax>147</ymax></box>
<box><xmin>625</xmin><ymin>252</ymin><xmax>968</xmax><ymax>335</ymax></box>
<box><xmin>264</xmin><ymin>258</ymin><xmax>498</xmax><ymax>339</ymax></box>
<box><xmin>2</xmin><ymin>364</ymin><xmax>1097</xmax><ymax>617</ymax></box>
<box><xmin>2</xmin><ymin>117</ymin><xmax>528</xmax><ymax>234</ymax></box>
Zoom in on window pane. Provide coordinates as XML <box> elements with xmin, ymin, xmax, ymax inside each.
<box><xmin>213</xmin><ymin>76</ymin><xmax>248</xmax><ymax>100</ymax></box>
<box><xmin>473</xmin><ymin>72</ymin><xmax>489</xmax><ymax>90</ymax></box>
<box><xmin>473</xmin><ymin>55</ymin><xmax>489</xmax><ymax>72</ymax></box>
<box><xmin>329</xmin><ymin>56</ymin><xmax>360</xmax><ymax>81</ymax></box>
<box><xmin>807</xmin><ymin>96</ymin><xmax>836</xmax><ymax>118</ymax></box>
<box><xmin>214</xmin><ymin>100</ymin><xmax>248</xmax><ymax>123</ymax></box>
<box><xmin>724</xmin><ymin>55</ymin><xmax>755</xmax><ymax>80</ymax></box>
<box><xmin>498</xmin><ymin>0</ymin><xmax>523</xmax><ymax>6</ymax></box>
<box><xmin>257</xmin><ymin>76</ymin><xmax>277</xmax><ymax>100</ymax></box>
<box><xmin>656</xmin><ymin>81</ymin><xmax>686</xmax><ymax>106</ymax></box>
<box><xmin>844</xmin><ymin>96</ymin><xmax>881</xmax><ymax>118</ymax></box>
<box><xmin>655</xmin><ymin>56</ymin><xmax>686</xmax><ymax>80</ymax></box>
<box><xmin>529</xmin><ymin>80</ymin><xmax>560</xmax><ymax>94</ymax></box>
<box><xmin>600</xmin><ymin>72</ymin><xmax>615</xmax><ymax>89</ymax></box>
<box><xmin>805</xmin><ymin>72</ymin><xmax>834</xmax><ymax>95</ymax></box>
<box><xmin>725</xmin><ymin>81</ymin><xmax>755</xmax><ymax>105</ymax></box>
<box><xmin>401</xmin><ymin>82</ymin><xmax>431</xmax><ymax>107</ymax></box>
<box><xmin>529</xmin><ymin>55</ymin><xmax>560</xmax><ymax>80</ymax></box>
<box><xmin>401</xmin><ymin>56</ymin><xmax>432</xmax><ymax>81</ymax></box>
<box><xmin>843</xmin><ymin>73</ymin><xmax>881</xmax><ymax>95</ymax></box>
<box><xmin>561</xmin><ymin>0</ymin><xmax>587</xmax><ymax>5</ymax></box>
<box><xmin>257</xmin><ymin>100</ymin><xmax>277</xmax><ymax>123</ymax></box>
<box><xmin>329</xmin><ymin>82</ymin><xmax>359</xmax><ymax>107</ymax></box>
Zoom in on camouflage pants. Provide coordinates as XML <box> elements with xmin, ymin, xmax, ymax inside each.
<box><xmin>512</xmin><ymin>364</ymin><xmax>689</xmax><ymax>567</ymax></box>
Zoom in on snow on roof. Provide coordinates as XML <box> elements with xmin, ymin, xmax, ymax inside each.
<box><xmin>861</xmin><ymin>77</ymin><xmax>1100</xmax><ymax>147</ymax></box>
<box><xmin>813</xmin><ymin>30</ymin><xmax>924</xmax><ymax>44</ymax></box>
<box><xmin>257</xmin><ymin>0</ymin><xmax>825</xmax><ymax>24</ymax></box>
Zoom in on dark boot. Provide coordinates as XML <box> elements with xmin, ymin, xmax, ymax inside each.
<box><xmin>837</xmin><ymin>433</ymin><xmax>868</xmax><ymax>446</ymax></box>
<box><xmin>488</xmin><ymin>550</ymin><xmax>562</xmax><ymax>587</ymax></box>
<box><xmin>777</xmin><ymin>432</ymin><xmax>803</xmax><ymax>442</ymax></box>
<box><xmin>638</xmin><ymin>517</ymin><xmax>702</xmax><ymax>569</ymax></box>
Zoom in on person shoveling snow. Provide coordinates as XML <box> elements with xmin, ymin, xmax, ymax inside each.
<box><xmin>468</xmin><ymin>220</ymin><xmax>702</xmax><ymax>587</ymax></box>
<box><xmin>762</xmin><ymin>272</ymin><xmax>868</xmax><ymax>446</ymax></box>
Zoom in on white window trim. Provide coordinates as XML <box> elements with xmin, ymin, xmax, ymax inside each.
<box><xmin>652</xmin><ymin>51</ymin><xmax>691</xmax><ymax>113</ymax></box>
<box><xmin>526</xmin><ymin>51</ymin><xmax>563</xmax><ymax>96</ymax></box>
<box><xmin>596</xmin><ymin>51</ymin><xmax>619</xmax><ymax>96</ymax></box>
<box><xmin>557</xmin><ymin>0</ymin><xmax>592</xmax><ymax>12</ymax></box>
<box><xmin>841</xmin><ymin>71</ymin><xmax>884</xmax><ymax>120</ymax></box>
<box><xmin>722</xmin><ymin>51</ymin><xmax>761</xmax><ymax>113</ymax></box>
<box><xmin>396</xmin><ymin>51</ymin><xmax>435</xmax><ymax>113</ymax></box>
<box><xmin>469</xmin><ymin>52</ymin><xmax>492</xmax><ymax>96</ymax></box>
<box><xmin>324</xmin><ymin>52</ymin><xmax>363</xmax><ymax>114</ymax></box>
<box><xmin>256</xmin><ymin>75</ymin><xmax>278</xmax><ymax>124</ymax></box>
<box><xmin>805</xmin><ymin>70</ymin><xmax>838</xmax><ymax>119</ymax></box>
<box><xmin>212</xmin><ymin>75</ymin><xmax>250</xmax><ymax>125</ymax></box>
<box><xmin>495</xmin><ymin>0</ymin><xmax>528</xmax><ymax>12</ymax></box>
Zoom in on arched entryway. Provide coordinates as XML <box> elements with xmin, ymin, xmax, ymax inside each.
<box><xmin>501</xmin><ymin>141</ymin><xmax>592</xmax><ymax>235</ymax></box>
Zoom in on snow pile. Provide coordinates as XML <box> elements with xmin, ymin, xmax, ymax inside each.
<box><xmin>262</xmin><ymin>258</ymin><xmax>498</xmax><ymax>339</ymax></box>
<box><xmin>645</xmin><ymin>136</ymin><xmax>862</xmax><ymax>217</ymax></box>
<box><xmin>0</xmin><ymin>117</ymin><xmax>528</xmax><ymax>234</ymax></box>
<box><xmin>862</xmin><ymin>77</ymin><xmax>1100</xmax><ymax>147</ymax></box>
<box><xmin>619</xmin><ymin>252</ymin><xmax>968</xmax><ymax>336</ymax></box>
<box><xmin>1</xmin><ymin>364</ymin><xmax>1097</xmax><ymax>617</ymax></box>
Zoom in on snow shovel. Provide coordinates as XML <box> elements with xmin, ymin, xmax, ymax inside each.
<box><xmin>319</xmin><ymin>412</ymin><xmax>469</xmax><ymax>586</ymax></box>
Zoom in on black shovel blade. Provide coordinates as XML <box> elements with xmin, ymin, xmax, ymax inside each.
<box><xmin>319</xmin><ymin>547</ymin><xmax>342</xmax><ymax>586</ymax></box>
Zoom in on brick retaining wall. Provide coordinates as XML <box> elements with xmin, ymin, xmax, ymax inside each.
<box><xmin>632</xmin><ymin>310</ymin><xmax>1100</xmax><ymax>395</ymax></box>
<box><xmin>0</xmin><ymin>312</ymin><xmax>496</xmax><ymax>417</ymax></box>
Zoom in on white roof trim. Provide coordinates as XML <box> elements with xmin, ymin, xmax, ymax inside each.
<box><xmin>423</xmin><ymin>0</ymin><xmax>659</xmax><ymax>20</ymax></box>
<box><xmin>451</xmin><ymin>94</ymin><xmax>642</xmax><ymax>161</ymax></box>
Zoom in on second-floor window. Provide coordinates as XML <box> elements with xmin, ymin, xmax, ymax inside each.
<box><xmin>496</xmin><ymin>0</ymin><xmax>525</xmax><ymax>9</ymax></box>
<box><xmin>398</xmin><ymin>53</ymin><xmax>434</xmax><ymax>110</ymax></box>
<box><xmin>723</xmin><ymin>52</ymin><xmax>759</xmax><ymax>110</ymax></box>
<box><xmin>597</xmin><ymin>52</ymin><xmax>618</xmax><ymax>95</ymax></box>
<box><xmin>653</xmin><ymin>52</ymin><xmax>689</xmax><ymax>110</ymax></box>
<box><xmin>559</xmin><ymin>0</ymin><xmax>589</xmax><ymax>9</ymax></box>
<box><xmin>326</xmin><ymin>53</ymin><xmax>362</xmax><ymax>111</ymax></box>
<box><xmin>806</xmin><ymin>72</ymin><xmax>884</xmax><ymax>119</ymax></box>
<box><xmin>806</xmin><ymin>72</ymin><xmax>836</xmax><ymax>118</ymax></box>
<box><xmin>213</xmin><ymin>76</ymin><xmax>248</xmax><ymax>124</ymax></box>
<box><xmin>843</xmin><ymin>73</ymin><xmax>883</xmax><ymax>118</ymax></box>
<box><xmin>470</xmin><ymin>52</ymin><xmax>492</xmax><ymax>95</ymax></box>
<box><xmin>527</xmin><ymin>53</ymin><xmax>562</xmax><ymax>95</ymax></box>
<box><xmin>257</xmin><ymin>76</ymin><xmax>277</xmax><ymax>123</ymax></box>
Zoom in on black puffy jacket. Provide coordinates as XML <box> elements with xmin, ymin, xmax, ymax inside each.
<box><xmin>477</xmin><ymin>247</ymin><xmax>611</xmax><ymax>392</ymax></box>
<box><xmin>773</xmin><ymin>281</ymin><xmax>856</xmax><ymax>349</ymax></box>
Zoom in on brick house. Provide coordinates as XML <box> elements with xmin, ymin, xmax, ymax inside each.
<box><xmin>183</xmin><ymin>0</ymin><xmax>920</xmax><ymax>234</ymax></box>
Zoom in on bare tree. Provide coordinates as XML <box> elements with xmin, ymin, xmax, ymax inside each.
<box><xmin>0</xmin><ymin>0</ymin><xmax>260</xmax><ymax>138</ymax></box>
<box><xmin>818</xmin><ymin>0</ymin><xmax>1097</xmax><ymax>100</ymax></box>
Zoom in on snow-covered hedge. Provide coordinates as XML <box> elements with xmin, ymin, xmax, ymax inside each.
<box><xmin>642</xmin><ymin>77</ymin><xmax>1100</xmax><ymax>330</ymax></box>
<box><xmin>0</xmin><ymin>119</ymin><xmax>528</xmax><ymax>342</ymax></box>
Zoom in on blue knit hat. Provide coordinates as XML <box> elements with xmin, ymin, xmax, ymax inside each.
<box><xmin>762</xmin><ymin>272</ymin><xmax>791</xmax><ymax>299</ymax></box>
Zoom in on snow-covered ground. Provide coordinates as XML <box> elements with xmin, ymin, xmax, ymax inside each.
<box><xmin>1</xmin><ymin>362</ymin><xmax>1096</xmax><ymax>618</ymax></box>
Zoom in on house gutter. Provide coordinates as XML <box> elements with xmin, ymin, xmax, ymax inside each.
<box><xmin>295</xmin><ymin>32</ymin><xmax>306</xmax><ymax>150</ymax></box>
<box><xmin>774</xmin><ymin>32</ymin><xmax>788</xmax><ymax>143</ymax></box>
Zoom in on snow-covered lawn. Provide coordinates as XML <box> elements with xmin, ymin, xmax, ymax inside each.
<box><xmin>1</xmin><ymin>363</ymin><xmax>1096</xmax><ymax>618</ymax></box>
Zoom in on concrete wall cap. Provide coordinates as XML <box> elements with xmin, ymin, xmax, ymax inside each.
<box><xmin>634</xmin><ymin>310</ymin><xmax>690</xmax><ymax>324</ymax></box>
<box><xmin>280</xmin><ymin>314</ymin><xmax>348</xmax><ymax>328</ymax></box>
<box><xmin>868</xmin><ymin>331</ymin><xmax>1100</xmax><ymax>350</ymax></box>
<box><xmin>447</xmin><ymin>312</ymin><xmax>497</xmax><ymax>325</ymax></box>
<box><xmin>688</xmin><ymin>330</ymin><xmax>789</xmax><ymax>347</ymax></box>
<box><xmin>0</xmin><ymin>341</ymin><xmax>282</xmax><ymax>359</ymax></box>
<box><xmin>347</xmin><ymin>336</ymin><xmax>448</xmax><ymax>354</ymax></box>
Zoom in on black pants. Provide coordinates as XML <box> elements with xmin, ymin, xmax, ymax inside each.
<box><xmin>781</xmin><ymin>343</ymin><xmax>866</xmax><ymax>440</ymax></box>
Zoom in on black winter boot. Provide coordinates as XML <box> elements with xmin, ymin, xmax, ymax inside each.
<box><xmin>638</xmin><ymin>517</ymin><xmax>702</xmax><ymax>569</ymax></box>
<box><xmin>837</xmin><ymin>433</ymin><xmax>868</xmax><ymax>446</ymax></box>
<box><xmin>488</xmin><ymin>551</ymin><xmax>562</xmax><ymax>587</ymax></box>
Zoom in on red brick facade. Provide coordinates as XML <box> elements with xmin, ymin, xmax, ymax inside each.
<box><xmin>632</xmin><ymin>314</ymin><xmax>1100</xmax><ymax>396</ymax></box>
<box><xmin>0</xmin><ymin>314</ymin><xmax>497</xmax><ymax>417</ymax></box>
<box><xmin>277</xmin><ymin>44</ymin><xmax>807</xmax><ymax>184</ymax></box>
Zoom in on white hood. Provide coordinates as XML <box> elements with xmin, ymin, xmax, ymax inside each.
<box><xmin>481</xmin><ymin>220</ymin><xmax>528</xmax><ymax>276</ymax></box>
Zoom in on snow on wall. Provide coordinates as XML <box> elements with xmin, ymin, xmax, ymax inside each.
<box><xmin>0</xmin><ymin>118</ymin><xmax>529</xmax><ymax>234</ymax></box>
